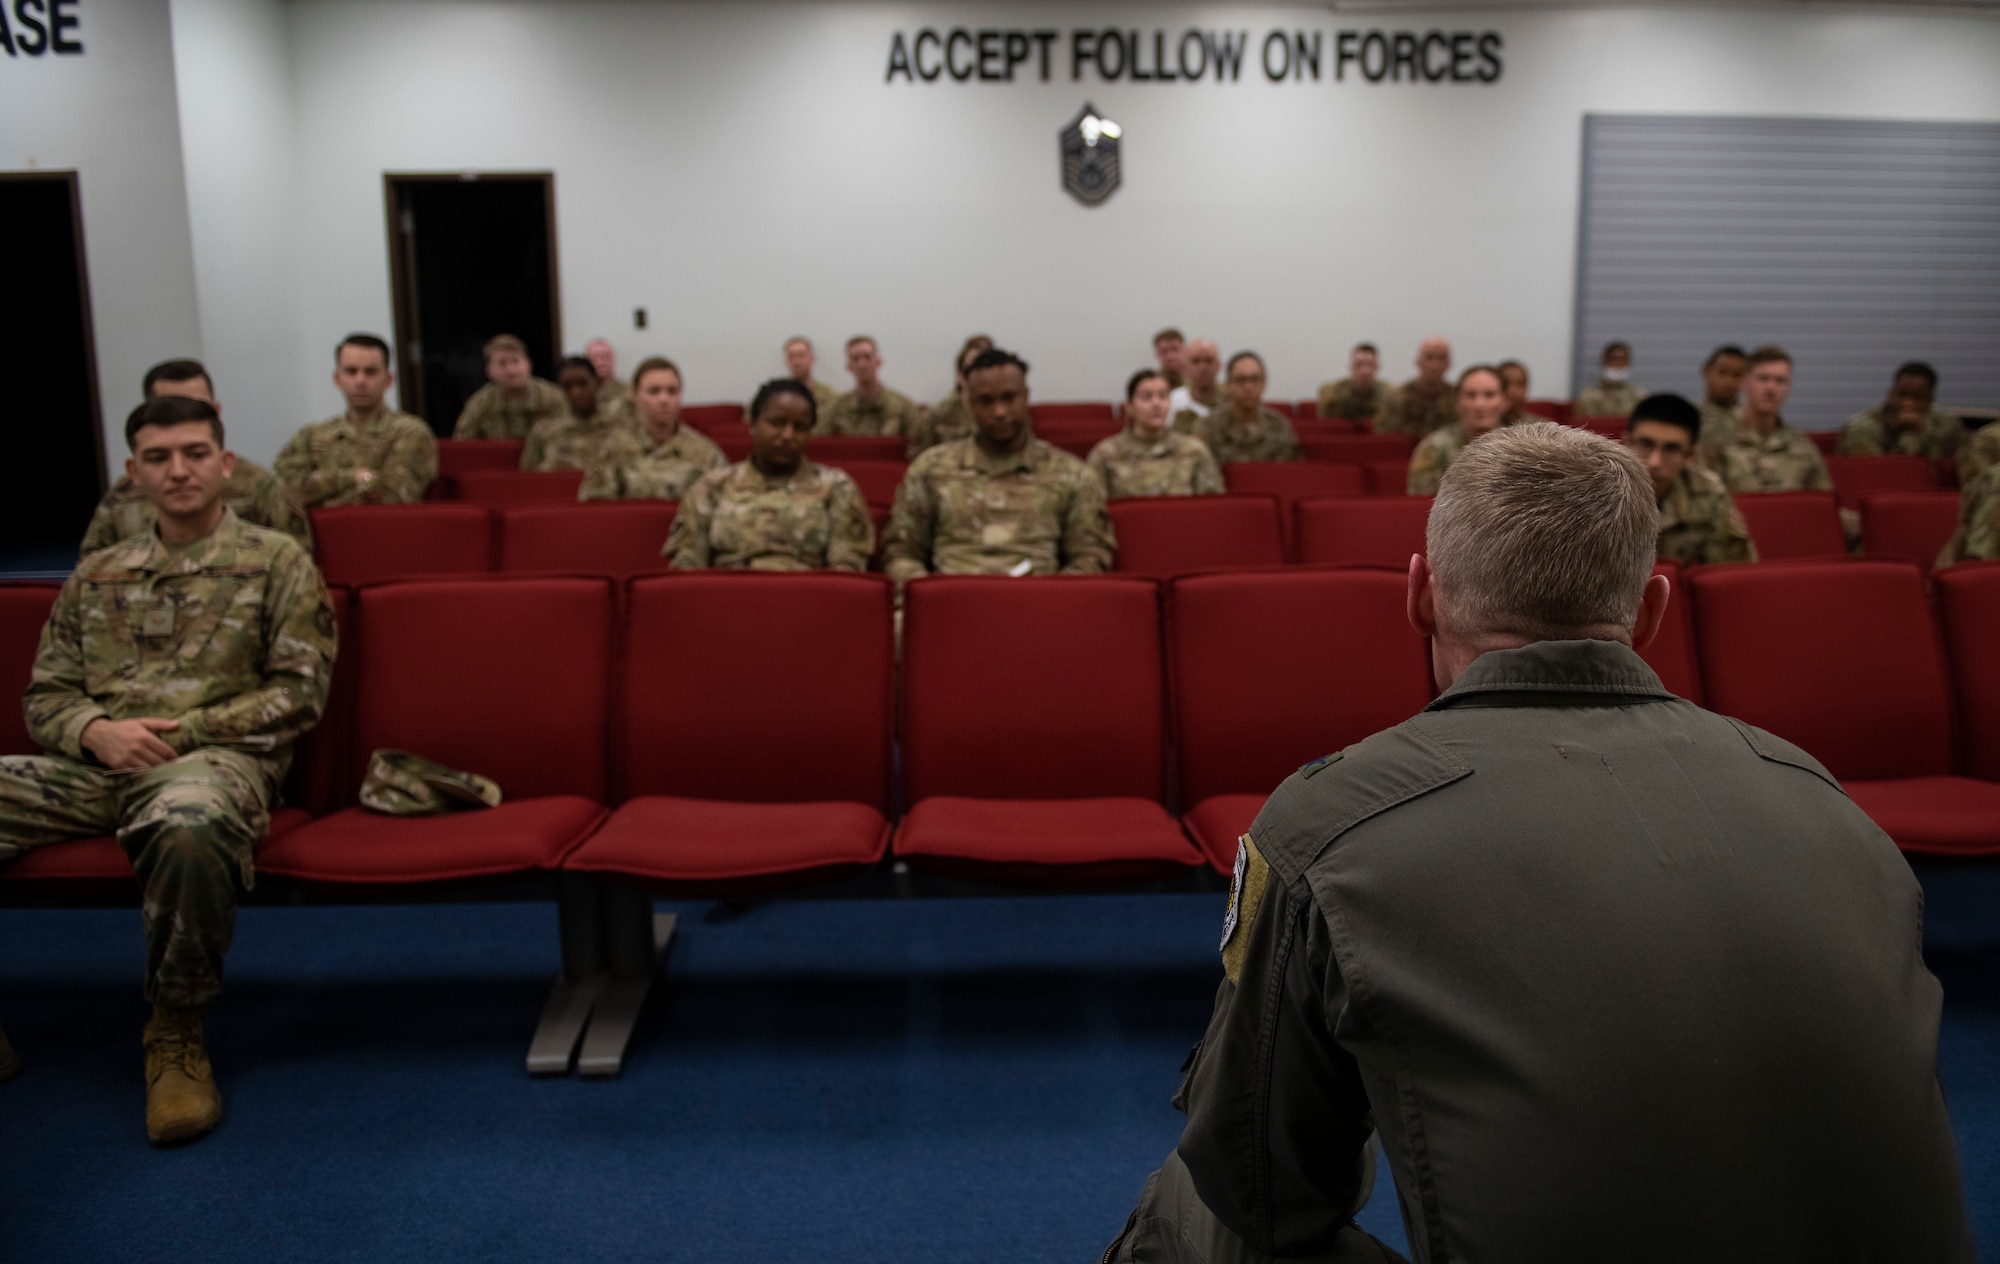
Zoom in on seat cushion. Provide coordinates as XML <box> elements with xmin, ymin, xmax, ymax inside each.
<box><xmin>1842</xmin><ymin>777</ymin><xmax>2000</xmax><ymax>857</ymax></box>
<box><xmin>1182</xmin><ymin>794</ymin><xmax>1271</xmax><ymax>874</ymax></box>
<box><xmin>1</xmin><ymin>808</ymin><xmax>312</xmax><ymax>884</ymax></box>
<box><xmin>894</xmin><ymin>796</ymin><xmax>1200</xmax><ymax>867</ymax></box>
<box><xmin>566</xmin><ymin>798</ymin><xmax>889</xmax><ymax>882</ymax></box>
<box><xmin>256</xmin><ymin>797</ymin><xmax>604</xmax><ymax>884</ymax></box>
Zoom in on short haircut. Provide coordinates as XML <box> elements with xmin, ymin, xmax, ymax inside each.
<box><xmin>1601</xmin><ymin>340</ymin><xmax>1630</xmax><ymax>360</ymax></box>
<box><xmin>1426</xmin><ymin>422</ymin><xmax>1657</xmax><ymax>642</ymax></box>
<box><xmin>1630</xmin><ymin>393</ymin><xmax>1702</xmax><ymax>444</ymax></box>
<box><xmin>1352</xmin><ymin>342</ymin><xmax>1378</xmax><ymax>357</ymax></box>
<box><xmin>1226</xmin><ymin>351</ymin><xmax>1265</xmax><ymax>376</ymax></box>
<box><xmin>484</xmin><ymin>334</ymin><xmax>527</xmax><ymax>360</ymax></box>
<box><xmin>630</xmin><ymin>356</ymin><xmax>682</xmax><ymax>392</ymax></box>
<box><xmin>1894</xmin><ymin>360</ymin><xmax>1938</xmax><ymax>388</ymax></box>
<box><xmin>750</xmin><ymin>377</ymin><xmax>817</xmax><ymax>428</ymax></box>
<box><xmin>1456</xmin><ymin>363</ymin><xmax>1504</xmax><ymax>394</ymax></box>
<box><xmin>785</xmin><ymin>335</ymin><xmax>812</xmax><ymax>351</ymax></box>
<box><xmin>965</xmin><ymin>347</ymin><xmax>1030</xmax><ymax>378</ymax></box>
<box><xmin>126</xmin><ymin>395</ymin><xmax>224</xmax><ymax>450</ymax></box>
<box><xmin>558</xmin><ymin>355</ymin><xmax>598</xmax><ymax>379</ymax></box>
<box><xmin>142</xmin><ymin>358</ymin><xmax>212</xmax><ymax>400</ymax></box>
<box><xmin>846</xmin><ymin>334</ymin><xmax>878</xmax><ymax>352</ymax></box>
<box><xmin>1703</xmin><ymin>344</ymin><xmax>1747</xmax><ymax>370</ymax></box>
<box><xmin>337</xmin><ymin>333</ymin><xmax>392</xmax><ymax>370</ymax></box>
<box><xmin>956</xmin><ymin>334</ymin><xmax>995</xmax><ymax>375</ymax></box>
<box><xmin>1747</xmin><ymin>345</ymin><xmax>1791</xmax><ymax>369</ymax></box>
<box><xmin>1126</xmin><ymin>367</ymin><xmax>1168</xmax><ymax>400</ymax></box>
<box><xmin>1153</xmin><ymin>327</ymin><xmax>1184</xmax><ymax>346</ymax></box>
<box><xmin>1497</xmin><ymin>358</ymin><xmax>1526</xmax><ymax>376</ymax></box>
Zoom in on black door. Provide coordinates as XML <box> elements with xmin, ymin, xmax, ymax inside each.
<box><xmin>0</xmin><ymin>172</ymin><xmax>104</xmax><ymax>572</ymax></box>
<box><xmin>385</xmin><ymin>174</ymin><xmax>562</xmax><ymax>434</ymax></box>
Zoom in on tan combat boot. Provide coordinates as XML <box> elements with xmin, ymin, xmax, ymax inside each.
<box><xmin>143</xmin><ymin>1005</ymin><xmax>221</xmax><ymax>1145</ymax></box>
<box><xmin>0</xmin><ymin>1024</ymin><xmax>18</xmax><ymax>1083</ymax></box>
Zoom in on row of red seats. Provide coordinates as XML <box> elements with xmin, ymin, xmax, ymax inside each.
<box><xmin>3</xmin><ymin>560</ymin><xmax>1995</xmax><ymax>907</ymax></box>
<box><xmin>309</xmin><ymin>487</ymin><xmax>1964</xmax><ymax>590</ymax></box>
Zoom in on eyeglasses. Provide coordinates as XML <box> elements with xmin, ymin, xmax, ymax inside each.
<box><xmin>1627</xmin><ymin>436</ymin><xmax>1690</xmax><ymax>458</ymax></box>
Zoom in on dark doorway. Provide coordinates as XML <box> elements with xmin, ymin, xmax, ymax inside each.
<box><xmin>385</xmin><ymin>173</ymin><xmax>561</xmax><ymax>434</ymax></box>
<box><xmin>0</xmin><ymin>172</ymin><xmax>103</xmax><ymax>573</ymax></box>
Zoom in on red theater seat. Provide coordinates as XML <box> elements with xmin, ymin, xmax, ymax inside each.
<box><xmin>310</xmin><ymin>504</ymin><xmax>493</xmax><ymax>587</ymax></box>
<box><xmin>1031</xmin><ymin>402</ymin><xmax>1116</xmax><ymax>426</ymax></box>
<box><xmin>806</xmin><ymin>436</ymin><xmax>905</xmax><ymax>463</ymax></box>
<box><xmin>682</xmin><ymin>404</ymin><xmax>745</xmax><ymax>432</ymax></box>
<box><xmin>434</xmin><ymin>439</ymin><xmax>525</xmax><ymax>498</ymax></box>
<box><xmin>814</xmin><ymin>459</ymin><xmax>906</xmax><ymax>507</ymax></box>
<box><xmin>1641</xmin><ymin>561</ymin><xmax>1702</xmax><ymax>704</ymax></box>
<box><xmin>1367</xmin><ymin>459</ymin><xmax>1414</xmax><ymax>495</ymax></box>
<box><xmin>0</xmin><ymin>583</ymin><xmax>61</xmax><ymax>758</ymax></box>
<box><xmin>896</xmin><ymin>576</ymin><xmax>1198</xmax><ymax>880</ymax></box>
<box><xmin>259</xmin><ymin>578</ymin><xmax>615</xmax><ymax>883</ymax></box>
<box><xmin>1108</xmin><ymin>496</ymin><xmax>1284</xmax><ymax>577</ymax></box>
<box><xmin>1571</xmin><ymin>415</ymin><xmax>1628</xmax><ymax>440</ymax></box>
<box><xmin>1294</xmin><ymin>496</ymin><xmax>1431</xmax><ymax>568</ymax></box>
<box><xmin>1731</xmin><ymin>492</ymin><xmax>1848</xmax><ymax>560</ymax></box>
<box><xmin>1825</xmin><ymin>455</ymin><xmax>1938</xmax><ymax>512</ymax></box>
<box><xmin>1937</xmin><ymin>562</ymin><xmax>2000</xmax><ymax>782</ymax></box>
<box><xmin>1302</xmin><ymin>434</ymin><xmax>1417</xmax><ymax>465</ymax></box>
<box><xmin>1294</xmin><ymin>418</ymin><xmax>1362</xmax><ymax>440</ymax></box>
<box><xmin>1860</xmin><ymin>491</ymin><xmax>1962</xmax><ymax>570</ymax></box>
<box><xmin>566</xmin><ymin>573</ymin><xmax>894</xmax><ymax>888</ymax></box>
<box><xmin>452</xmin><ymin>470</ymin><xmax>586</xmax><ymax>508</ymax></box>
<box><xmin>1808</xmin><ymin>431</ymin><xmax>1839</xmax><ymax>456</ymax></box>
<box><xmin>1169</xmin><ymin>570</ymin><xmax>1433</xmax><ymax>870</ymax></box>
<box><xmin>1689</xmin><ymin>560</ymin><xmax>2000</xmax><ymax>855</ymax></box>
<box><xmin>1524</xmin><ymin>400</ymin><xmax>1570</xmax><ymax>423</ymax></box>
<box><xmin>497</xmin><ymin>502</ymin><xmax>677</xmax><ymax>579</ymax></box>
<box><xmin>1223</xmin><ymin>464</ymin><xmax>1367</xmax><ymax>555</ymax></box>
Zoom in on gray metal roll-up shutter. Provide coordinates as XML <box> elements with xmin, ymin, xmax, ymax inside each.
<box><xmin>1574</xmin><ymin>114</ymin><xmax>2000</xmax><ymax>429</ymax></box>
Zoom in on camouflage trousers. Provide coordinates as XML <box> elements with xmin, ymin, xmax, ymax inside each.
<box><xmin>0</xmin><ymin>749</ymin><xmax>276</xmax><ymax>1009</ymax></box>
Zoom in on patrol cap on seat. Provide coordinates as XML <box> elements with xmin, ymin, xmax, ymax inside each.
<box><xmin>358</xmin><ymin>749</ymin><xmax>502</xmax><ymax>816</ymax></box>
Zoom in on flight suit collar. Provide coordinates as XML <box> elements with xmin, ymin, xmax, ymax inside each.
<box><xmin>115</xmin><ymin>508</ymin><xmax>245</xmax><ymax>575</ymax></box>
<box><xmin>1427</xmin><ymin>639</ymin><xmax>1673</xmax><ymax>710</ymax></box>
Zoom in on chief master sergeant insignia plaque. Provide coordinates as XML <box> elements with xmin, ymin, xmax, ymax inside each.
<box><xmin>1060</xmin><ymin>103</ymin><xmax>1122</xmax><ymax>207</ymax></box>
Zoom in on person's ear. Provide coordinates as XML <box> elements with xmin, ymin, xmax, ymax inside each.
<box><xmin>218</xmin><ymin>449</ymin><xmax>238</xmax><ymax>482</ymax></box>
<box><xmin>1629</xmin><ymin>572</ymin><xmax>1672</xmax><ymax>652</ymax></box>
<box><xmin>1406</xmin><ymin>553</ymin><xmax>1438</xmax><ymax>640</ymax></box>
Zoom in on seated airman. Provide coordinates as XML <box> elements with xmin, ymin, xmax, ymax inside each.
<box><xmin>1087</xmin><ymin>369</ymin><xmax>1224</xmax><ymax>499</ymax></box>
<box><xmin>522</xmin><ymin>356</ymin><xmax>636</xmax><ymax>472</ymax></box>
<box><xmin>1408</xmin><ymin>364</ymin><xmax>1512</xmax><ymax>495</ymax></box>
<box><xmin>907</xmin><ymin>335</ymin><xmax>994</xmax><ymax>458</ymax></box>
<box><xmin>1837</xmin><ymin>362</ymin><xmax>1966</xmax><ymax>461</ymax></box>
<box><xmin>1626</xmin><ymin>393</ymin><xmax>1755</xmax><ymax>566</ymax></box>
<box><xmin>1180</xmin><ymin>352</ymin><xmax>1299</xmax><ymax>464</ymax></box>
<box><xmin>275</xmin><ymin>334</ymin><xmax>438</xmax><ymax>509</ymax></box>
<box><xmin>822</xmin><ymin>336</ymin><xmax>920</xmax><ymax>437</ymax></box>
<box><xmin>452</xmin><ymin>334</ymin><xmax>568</xmax><ymax>440</ymax></box>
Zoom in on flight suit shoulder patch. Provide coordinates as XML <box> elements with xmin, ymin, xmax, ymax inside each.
<box><xmin>1218</xmin><ymin>834</ymin><xmax>1270</xmax><ymax>986</ymax></box>
<box><xmin>1253</xmin><ymin>721</ymin><xmax>1472</xmax><ymax>884</ymax></box>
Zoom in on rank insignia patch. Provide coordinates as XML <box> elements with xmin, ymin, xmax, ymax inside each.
<box><xmin>1060</xmin><ymin>103</ymin><xmax>1122</xmax><ymax>207</ymax></box>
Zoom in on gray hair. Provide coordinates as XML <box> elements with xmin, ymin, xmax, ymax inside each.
<box><xmin>1426</xmin><ymin>422</ymin><xmax>1659</xmax><ymax>641</ymax></box>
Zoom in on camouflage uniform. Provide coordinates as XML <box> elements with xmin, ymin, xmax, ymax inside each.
<box><xmin>1085</xmin><ymin>429</ymin><xmax>1225</xmax><ymax>500</ymax></box>
<box><xmin>822</xmin><ymin>387</ymin><xmax>919</xmax><ymax>437</ymax></box>
<box><xmin>1405</xmin><ymin>424</ymin><xmax>1474</xmax><ymax>496</ymax></box>
<box><xmin>1657</xmin><ymin>464</ymin><xmax>1757</xmax><ymax>566</ymax></box>
<box><xmin>1836</xmin><ymin>407</ymin><xmax>1968</xmax><ymax>460</ymax></box>
<box><xmin>1698</xmin><ymin>400</ymin><xmax>1740</xmax><ymax>446</ymax></box>
<box><xmin>666</xmin><ymin>460</ymin><xmax>874</xmax><ymax>571</ymax></box>
<box><xmin>906</xmin><ymin>390</ymin><xmax>975</xmax><ymax>458</ymax></box>
<box><xmin>597</xmin><ymin>378</ymin><xmax>631</xmax><ymax>414</ymax></box>
<box><xmin>0</xmin><ymin>511</ymin><xmax>335</xmax><ymax>1010</ymax></box>
<box><xmin>883</xmin><ymin>438</ymin><xmax>1115</xmax><ymax>582</ymax></box>
<box><xmin>521</xmin><ymin>412</ymin><xmax>636</xmax><ymax>473</ymax></box>
<box><xmin>452</xmin><ymin>378</ymin><xmax>570</xmax><ymax>440</ymax></box>
<box><xmin>1315</xmin><ymin>378</ymin><xmax>1387</xmax><ymax>424</ymax></box>
<box><xmin>81</xmin><ymin>462</ymin><xmax>312</xmax><ymax>556</ymax></box>
<box><xmin>803</xmin><ymin>380</ymin><xmax>839</xmax><ymax>418</ymax></box>
<box><xmin>1703</xmin><ymin>417</ymin><xmax>1834</xmax><ymax>493</ymax></box>
<box><xmin>578</xmin><ymin>424</ymin><xmax>727</xmax><ymax>501</ymax></box>
<box><xmin>1182</xmin><ymin>407</ymin><xmax>1300</xmax><ymax>464</ymax></box>
<box><xmin>1942</xmin><ymin>422</ymin><xmax>2000</xmax><ymax>565</ymax></box>
<box><xmin>1575</xmin><ymin>380</ymin><xmax>1645</xmax><ymax>418</ymax></box>
<box><xmin>274</xmin><ymin>410</ymin><xmax>439</xmax><ymax>508</ymax></box>
<box><xmin>1374</xmin><ymin>378</ymin><xmax>1458</xmax><ymax>438</ymax></box>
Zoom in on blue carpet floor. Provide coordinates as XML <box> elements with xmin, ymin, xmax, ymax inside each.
<box><xmin>0</xmin><ymin>876</ymin><xmax>1993</xmax><ymax>1262</ymax></box>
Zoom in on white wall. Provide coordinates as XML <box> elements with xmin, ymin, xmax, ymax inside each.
<box><xmin>185</xmin><ymin>2</ymin><xmax>2000</xmax><ymax>451</ymax></box>
<box><xmin>172</xmin><ymin>0</ymin><xmax>300</xmax><ymax>461</ymax></box>
<box><xmin>1</xmin><ymin>0</ymin><xmax>202</xmax><ymax>472</ymax></box>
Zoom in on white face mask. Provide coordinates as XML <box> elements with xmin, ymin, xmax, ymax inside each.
<box><xmin>1602</xmin><ymin>367</ymin><xmax>1631</xmax><ymax>384</ymax></box>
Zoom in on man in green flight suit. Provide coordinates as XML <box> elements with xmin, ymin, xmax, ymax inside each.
<box><xmin>1104</xmin><ymin>422</ymin><xmax>1972</xmax><ymax>1263</ymax></box>
<box><xmin>1</xmin><ymin>395</ymin><xmax>336</xmax><ymax>1147</ymax></box>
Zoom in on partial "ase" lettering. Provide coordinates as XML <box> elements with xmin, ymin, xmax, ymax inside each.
<box><xmin>0</xmin><ymin>0</ymin><xmax>85</xmax><ymax>58</ymax></box>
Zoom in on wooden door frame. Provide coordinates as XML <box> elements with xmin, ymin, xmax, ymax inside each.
<box><xmin>2</xmin><ymin>169</ymin><xmax>105</xmax><ymax>491</ymax></box>
<box><xmin>382</xmin><ymin>171</ymin><xmax>561</xmax><ymax>423</ymax></box>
